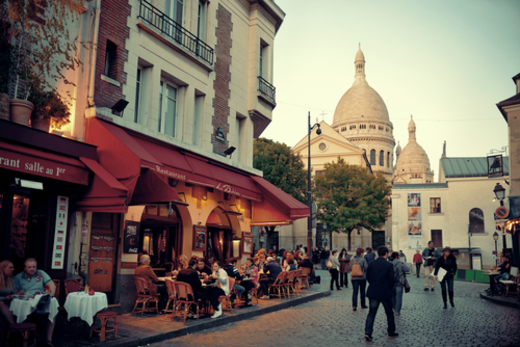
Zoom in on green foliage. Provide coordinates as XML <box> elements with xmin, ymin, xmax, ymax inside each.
<box><xmin>253</xmin><ymin>138</ymin><xmax>307</xmax><ymax>204</ymax></box>
<box><xmin>28</xmin><ymin>80</ymin><xmax>70</xmax><ymax>128</ymax></box>
<box><xmin>314</xmin><ymin>157</ymin><xmax>391</xmax><ymax>234</ymax></box>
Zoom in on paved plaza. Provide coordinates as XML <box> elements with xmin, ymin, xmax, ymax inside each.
<box><xmin>150</xmin><ymin>270</ymin><xmax>520</xmax><ymax>347</ymax></box>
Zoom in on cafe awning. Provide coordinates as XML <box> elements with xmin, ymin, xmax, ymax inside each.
<box><xmin>130</xmin><ymin>168</ymin><xmax>180</xmax><ymax>205</ymax></box>
<box><xmin>250</xmin><ymin>176</ymin><xmax>310</xmax><ymax>226</ymax></box>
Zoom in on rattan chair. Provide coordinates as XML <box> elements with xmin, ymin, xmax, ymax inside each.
<box><xmin>267</xmin><ymin>271</ymin><xmax>287</xmax><ymax>299</ymax></box>
<box><xmin>174</xmin><ymin>281</ymin><xmax>202</xmax><ymax>322</ymax></box>
<box><xmin>132</xmin><ymin>277</ymin><xmax>159</xmax><ymax>315</ymax></box>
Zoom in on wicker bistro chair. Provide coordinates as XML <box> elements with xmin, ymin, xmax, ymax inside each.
<box><xmin>174</xmin><ymin>281</ymin><xmax>203</xmax><ymax>323</ymax></box>
<box><xmin>500</xmin><ymin>267</ymin><xmax>519</xmax><ymax>297</ymax></box>
<box><xmin>267</xmin><ymin>271</ymin><xmax>288</xmax><ymax>299</ymax></box>
<box><xmin>218</xmin><ymin>277</ymin><xmax>235</xmax><ymax>315</ymax></box>
<box><xmin>299</xmin><ymin>267</ymin><xmax>311</xmax><ymax>290</ymax></box>
<box><xmin>6</xmin><ymin>323</ymin><xmax>37</xmax><ymax>347</ymax></box>
<box><xmin>64</xmin><ymin>278</ymin><xmax>82</xmax><ymax>295</ymax></box>
<box><xmin>164</xmin><ymin>278</ymin><xmax>178</xmax><ymax>315</ymax></box>
<box><xmin>90</xmin><ymin>311</ymin><xmax>117</xmax><ymax>343</ymax></box>
<box><xmin>284</xmin><ymin>271</ymin><xmax>298</xmax><ymax>298</ymax></box>
<box><xmin>132</xmin><ymin>277</ymin><xmax>160</xmax><ymax>315</ymax></box>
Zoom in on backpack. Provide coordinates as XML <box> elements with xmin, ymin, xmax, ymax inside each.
<box><xmin>351</xmin><ymin>257</ymin><xmax>363</xmax><ymax>277</ymax></box>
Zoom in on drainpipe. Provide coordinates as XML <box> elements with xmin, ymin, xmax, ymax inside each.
<box><xmin>87</xmin><ymin>0</ymin><xmax>101</xmax><ymax>107</ymax></box>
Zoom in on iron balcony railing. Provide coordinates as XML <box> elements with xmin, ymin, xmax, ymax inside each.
<box><xmin>138</xmin><ymin>0</ymin><xmax>214</xmax><ymax>65</ymax></box>
<box><xmin>258</xmin><ymin>76</ymin><xmax>276</xmax><ymax>103</ymax></box>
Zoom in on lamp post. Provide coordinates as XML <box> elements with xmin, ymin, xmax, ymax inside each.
<box><xmin>493</xmin><ymin>183</ymin><xmax>507</xmax><ymax>250</ymax></box>
<box><xmin>307</xmin><ymin>112</ymin><xmax>321</xmax><ymax>254</ymax></box>
<box><xmin>493</xmin><ymin>231</ymin><xmax>499</xmax><ymax>267</ymax></box>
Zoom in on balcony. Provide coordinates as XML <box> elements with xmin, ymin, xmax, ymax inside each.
<box><xmin>138</xmin><ymin>0</ymin><xmax>214</xmax><ymax>66</ymax></box>
<box><xmin>257</xmin><ymin>76</ymin><xmax>276</xmax><ymax>106</ymax></box>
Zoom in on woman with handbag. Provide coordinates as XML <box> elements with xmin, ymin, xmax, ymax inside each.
<box><xmin>390</xmin><ymin>252</ymin><xmax>410</xmax><ymax>316</ymax></box>
<box><xmin>338</xmin><ymin>248</ymin><xmax>351</xmax><ymax>288</ymax></box>
<box><xmin>328</xmin><ymin>250</ymin><xmax>341</xmax><ymax>291</ymax></box>
<box><xmin>434</xmin><ymin>247</ymin><xmax>458</xmax><ymax>309</ymax></box>
<box><xmin>351</xmin><ymin>248</ymin><xmax>368</xmax><ymax>311</ymax></box>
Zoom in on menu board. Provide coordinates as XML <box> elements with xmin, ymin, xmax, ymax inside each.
<box><xmin>242</xmin><ymin>232</ymin><xmax>253</xmax><ymax>254</ymax></box>
<box><xmin>51</xmin><ymin>196</ymin><xmax>69</xmax><ymax>269</ymax></box>
<box><xmin>123</xmin><ymin>221</ymin><xmax>140</xmax><ymax>254</ymax></box>
<box><xmin>192</xmin><ymin>225</ymin><xmax>207</xmax><ymax>251</ymax></box>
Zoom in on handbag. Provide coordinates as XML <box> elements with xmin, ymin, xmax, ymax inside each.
<box><xmin>326</xmin><ymin>260</ymin><xmax>332</xmax><ymax>268</ymax></box>
<box><xmin>404</xmin><ymin>277</ymin><xmax>411</xmax><ymax>293</ymax></box>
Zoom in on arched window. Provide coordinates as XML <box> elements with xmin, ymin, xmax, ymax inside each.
<box><xmin>379</xmin><ymin>150</ymin><xmax>384</xmax><ymax>166</ymax></box>
<box><xmin>387</xmin><ymin>152</ymin><xmax>390</xmax><ymax>167</ymax></box>
<box><xmin>370</xmin><ymin>149</ymin><xmax>376</xmax><ymax>165</ymax></box>
<box><xmin>469</xmin><ymin>208</ymin><xmax>484</xmax><ymax>233</ymax></box>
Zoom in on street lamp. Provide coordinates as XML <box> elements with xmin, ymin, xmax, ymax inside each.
<box><xmin>492</xmin><ymin>182</ymin><xmax>507</xmax><ymax>250</ymax></box>
<box><xmin>493</xmin><ymin>231</ymin><xmax>499</xmax><ymax>267</ymax></box>
<box><xmin>307</xmin><ymin>112</ymin><xmax>321</xmax><ymax>254</ymax></box>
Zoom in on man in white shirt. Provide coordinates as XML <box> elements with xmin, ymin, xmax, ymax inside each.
<box><xmin>208</xmin><ymin>261</ymin><xmax>229</xmax><ymax>318</ymax></box>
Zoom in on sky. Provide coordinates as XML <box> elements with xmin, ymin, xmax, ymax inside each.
<box><xmin>261</xmin><ymin>0</ymin><xmax>520</xmax><ymax>181</ymax></box>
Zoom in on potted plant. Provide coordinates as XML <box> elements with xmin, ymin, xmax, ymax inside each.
<box><xmin>29</xmin><ymin>82</ymin><xmax>70</xmax><ymax>132</ymax></box>
<box><xmin>0</xmin><ymin>5</ymin><xmax>11</xmax><ymax>121</ymax></box>
<box><xmin>4</xmin><ymin>0</ymin><xmax>83</xmax><ymax>126</ymax></box>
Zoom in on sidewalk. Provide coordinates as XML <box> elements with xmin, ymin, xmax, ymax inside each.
<box><xmin>53</xmin><ymin>281</ymin><xmax>330</xmax><ymax>347</ymax></box>
<box><xmin>479</xmin><ymin>291</ymin><xmax>520</xmax><ymax>309</ymax></box>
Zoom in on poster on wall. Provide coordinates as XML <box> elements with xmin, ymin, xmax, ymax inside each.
<box><xmin>242</xmin><ymin>232</ymin><xmax>253</xmax><ymax>254</ymax></box>
<box><xmin>51</xmin><ymin>196</ymin><xmax>69</xmax><ymax>269</ymax></box>
<box><xmin>123</xmin><ymin>221</ymin><xmax>140</xmax><ymax>254</ymax></box>
<box><xmin>192</xmin><ymin>225</ymin><xmax>207</xmax><ymax>251</ymax></box>
<box><xmin>407</xmin><ymin>193</ymin><xmax>422</xmax><ymax>249</ymax></box>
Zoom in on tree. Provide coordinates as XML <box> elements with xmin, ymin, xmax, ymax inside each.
<box><xmin>253</xmin><ymin>138</ymin><xmax>307</xmax><ymax>243</ymax></box>
<box><xmin>314</xmin><ymin>158</ymin><xmax>391</xmax><ymax>239</ymax></box>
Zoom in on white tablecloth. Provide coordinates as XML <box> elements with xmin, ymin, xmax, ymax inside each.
<box><xmin>64</xmin><ymin>292</ymin><xmax>108</xmax><ymax>326</ymax></box>
<box><xmin>9</xmin><ymin>295</ymin><xmax>59</xmax><ymax>324</ymax></box>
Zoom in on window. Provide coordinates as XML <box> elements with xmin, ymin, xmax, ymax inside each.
<box><xmin>369</xmin><ymin>124</ymin><xmax>376</xmax><ymax>130</ymax></box>
<box><xmin>166</xmin><ymin>0</ymin><xmax>184</xmax><ymax>25</ymax></box>
<box><xmin>379</xmin><ymin>150</ymin><xmax>384</xmax><ymax>166</ymax></box>
<box><xmin>104</xmin><ymin>40</ymin><xmax>117</xmax><ymax>79</ymax></box>
<box><xmin>430</xmin><ymin>197</ymin><xmax>441</xmax><ymax>213</ymax></box>
<box><xmin>236</xmin><ymin>113</ymin><xmax>246</xmax><ymax>162</ymax></box>
<box><xmin>360</xmin><ymin>124</ymin><xmax>367</xmax><ymax>129</ymax></box>
<box><xmin>341</xmin><ymin>126</ymin><xmax>346</xmax><ymax>132</ymax></box>
<box><xmin>134</xmin><ymin>68</ymin><xmax>141</xmax><ymax>123</ymax></box>
<box><xmin>469</xmin><ymin>208</ymin><xmax>484</xmax><ymax>233</ymax></box>
<box><xmin>259</xmin><ymin>41</ymin><xmax>268</xmax><ymax>78</ymax></box>
<box><xmin>370</xmin><ymin>150</ymin><xmax>376</xmax><ymax>165</ymax></box>
<box><xmin>315</xmin><ymin>170</ymin><xmax>325</xmax><ymax>175</ymax></box>
<box><xmin>431</xmin><ymin>230</ymin><xmax>442</xmax><ymax>248</ymax></box>
<box><xmin>378</xmin><ymin>125</ymin><xmax>384</xmax><ymax>131</ymax></box>
<box><xmin>386</xmin><ymin>127</ymin><xmax>389</xmax><ymax>132</ymax></box>
<box><xmin>197</xmin><ymin>0</ymin><xmax>207</xmax><ymax>40</ymax></box>
<box><xmin>387</xmin><ymin>152</ymin><xmax>390</xmax><ymax>168</ymax></box>
<box><xmin>158</xmin><ymin>80</ymin><xmax>178</xmax><ymax>137</ymax></box>
<box><xmin>193</xmin><ymin>92</ymin><xmax>204</xmax><ymax>146</ymax></box>
<box><xmin>350</xmin><ymin>125</ymin><xmax>356</xmax><ymax>130</ymax></box>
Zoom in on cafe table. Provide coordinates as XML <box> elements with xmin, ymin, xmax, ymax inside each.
<box><xmin>9</xmin><ymin>294</ymin><xmax>60</xmax><ymax>324</ymax></box>
<box><xmin>64</xmin><ymin>291</ymin><xmax>108</xmax><ymax>326</ymax></box>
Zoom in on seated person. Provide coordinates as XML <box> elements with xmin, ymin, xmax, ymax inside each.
<box><xmin>0</xmin><ymin>260</ymin><xmax>16</xmax><ymax>325</ymax></box>
<box><xmin>14</xmin><ymin>258</ymin><xmax>56</xmax><ymax>347</ymax></box>
<box><xmin>284</xmin><ymin>255</ymin><xmax>297</xmax><ymax>272</ymax></box>
<box><xmin>299</xmin><ymin>254</ymin><xmax>315</xmax><ymax>285</ymax></box>
<box><xmin>176</xmin><ymin>258</ymin><xmax>205</xmax><ymax>317</ymax></box>
<box><xmin>223</xmin><ymin>259</ymin><xmax>246</xmax><ymax>304</ymax></box>
<box><xmin>208</xmin><ymin>261</ymin><xmax>229</xmax><ymax>319</ymax></box>
<box><xmin>492</xmin><ymin>256</ymin><xmax>511</xmax><ymax>295</ymax></box>
<box><xmin>197</xmin><ymin>258</ymin><xmax>212</xmax><ymax>280</ymax></box>
<box><xmin>243</xmin><ymin>258</ymin><xmax>259</xmax><ymax>289</ymax></box>
<box><xmin>135</xmin><ymin>255</ymin><xmax>167</xmax><ymax>307</ymax></box>
<box><xmin>258</xmin><ymin>257</ymin><xmax>282</xmax><ymax>300</ymax></box>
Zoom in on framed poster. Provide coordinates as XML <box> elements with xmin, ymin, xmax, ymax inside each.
<box><xmin>242</xmin><ymin>232</ymin><xmax>253</xmax><ymax>255</ymax></box>
<box><xmin>51</xmin><ymin>196</ymin><xmax>69</xmax><ymax>269</ymax></box>
<box><xmin>192</xmin><ymin>225</ymin><xmax>207</xmax><ymax>251</ymax></box>
<box><xmin>123</xmin><ymin>221</ymin><xmax>140</xmax><ymax>254</ymax></box>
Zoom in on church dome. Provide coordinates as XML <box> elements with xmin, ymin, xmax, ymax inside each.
<box><xmin>395</xmin><ymin>115</ymin><xmax>431</xmax><ymax>174</ymax></box>
<box><xmin>332</xmin><ymin>47</ymin><xmax>390</xmax><ymax>127</ymax></box>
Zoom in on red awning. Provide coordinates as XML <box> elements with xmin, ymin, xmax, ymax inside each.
<box><xmin>131</xmin><ymin>169</ymin><xmax>179</xmax><ymax>205</ymax></box>
<box><xmin>250</xmin><ymin>176</ymin><xmax>309</xmax><ymax>226</ymax></box>
<box><xmin>0</xmin><ymin>140</ymin><xmax>89</xmax><ymax>185</ymax></box>
<box><xmin>76</xmin><ymin>157</ymin><xmax>129</xmax><ymax>212</ymax></box>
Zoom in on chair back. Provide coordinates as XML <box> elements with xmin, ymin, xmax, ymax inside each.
<box><xmin>165</xmin><ymin>278</ymin><xmax>176</xmax><ymax>297</ymax></box>
<box><xmin>273</xmin><ymin>271</ymin><xmax>287</xmax><ymax>285</ymax></box>
<box><xmin>134</xmin><ymin>276</ymin><xmax>150</xmax><ymax>295</ymax></box>
<box><xmin>176</xmin><ymin>281</ymin><xmax>194</xmax><ymax>302</ymax></box>
<box><xmin>52</xmin><ymin>279</ymin><xmax>60</xmax><ymax>299</ymax></box>
<box><xmin>286</xmin><ymin>271</ymin><xmax>296</xmax><ymax>284</ymax></box>
<box><xmin>228</xmin><ymin>277</ymin><xmax>235</xmax><ymax>293</ymax></box>
<box><xmin>65</xmin><ymin>278</ymin><xmax>83</xmax><ymax>295</ymax></box>
<box><xmin>300</xmin><ymin>267</ymin><xmax>311</xmax><ymax>277</ymax></box>
<box><xmin>511</xmin><ymin>267</ymin><xmax>519</xmax><ymax>277</ymax></box>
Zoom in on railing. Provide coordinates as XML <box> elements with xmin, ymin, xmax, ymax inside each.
<box><xmin>258</xmin><ymin>76</ymin><xmax>276</xmax><ymax>103</ymax></box>
<box><xmin>138</xmin><ymin>0</ymin><xmax>214</xmax><ymax>65</ymax></box>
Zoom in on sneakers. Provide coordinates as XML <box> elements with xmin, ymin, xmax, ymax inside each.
<box><xmin>388</xmin><ymin>333</ymin><xmax>399</xmax><ymax>338</ymax></box>
<box><xmin>211</xmin><ymin>304</ymin><xmax>223</xmax><ymax>319</ymax></box>
<box><xmin>431</xmin><ymin>288</ymin><xmax>434</xmax><ymax>292</ymax></box>
<box><xmin>364</xmin><ymin>334</ymin><xmax>372</xmax><ymax>342</ymax></box>
<box><xmin>247</xmin><ymin>293</ymin><xmax>252</xmax><ymax>299</ymax></box>
<box><xmin>424</xmin><ymin>288</ymin><xmax>429</xmax><ymax>291</ymax></box>
<box><xmin>260</xmin><ymin>295</ymin><xmax>270</xmax><ymax>300</ymax></box>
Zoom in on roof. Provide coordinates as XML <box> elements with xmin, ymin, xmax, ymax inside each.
<box><xmin>497</xmin><ymin>93</ymin><xmax>520</xmax><ymax>121</ymax></box>
<box><xmin>440</xmin><ymin>157</ymin><xmax>509</xmax><ymax>178</ymax></box>
<box><xmin>392</xmin><ymin>183</ymin><xmax>448</xmax><ymax>190</ymax></box>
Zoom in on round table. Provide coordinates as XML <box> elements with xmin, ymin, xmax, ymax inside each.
<box><xmin>64</xmin><ymin>292</ymin><xmax>108</xmax><ymax>326</ymax></box>
<box><xmin>9</xmin><ymin>294</ymin><xmax>59</xmax><ymax>324</ymax></box>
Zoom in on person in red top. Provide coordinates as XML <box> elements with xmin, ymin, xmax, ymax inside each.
<box><xmin>412</xmin><ymin>250</ymin><xmax>423</xmax><ymax>278</ymax></box>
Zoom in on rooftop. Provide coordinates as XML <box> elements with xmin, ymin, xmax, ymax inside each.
<box><xmin>440</xmin><ymin>157</ymin><xmax>509</xmax><ymax>178</ymax></box>
<box><xmin>393</xmin><ymin>183</ymin><xmax>448</xmax><ymax>190</ymax></box>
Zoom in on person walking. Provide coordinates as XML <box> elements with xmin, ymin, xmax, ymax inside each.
<box><xmin>399</xmin><ymin>250</ymin><xmax>407</xmax><ymax>264</ymax></box>
<box><xmin>364</xmin><ymin>247</ymin><xmax>398</xmax><ymax>342</ymax></box>
<box><xmin>412</xmin><ymin>250</ymin><xmax>423</xmax><ymax>278</ymax></box>
<box><xmin>312</xmin><ymin>247</ymin><xmax>320</xmax><ymax>270</ymax></box>
<box><xmin>351</xmin><ymin>247</ymin><xmax>368</xmax><ymax>311</ymax></box>
<box><xmin>422</xmin><ymin>241</ymin><xmax>441</xmax><ymax>291</ymax></box>
<box><xmin>338</xmin><ymin>248</ymin><xmax>351</xmax><ymax>288</ymax></box>
<box><xmin>320</xmin><ymin>247</ymin><xmax>328</xmax><ymax>270</ymax></box>
<box><xmin>364</xmin><ymin>247</ymin><xmax>376</xmax><ymax>265</ymax></box>
<box><xmin>329</xmin><ymin>250</ymin><xmax>341</xmax><ymax>291</ymax></box>
<box><xmin>390</xmin><ymin>252</ymin><xmax>410</xmax><ymax>316</ymax></box>
<box><xmin>434</xmin><ymin>247</ymin><xmax>458</xmax><ymax>309</ymax></box>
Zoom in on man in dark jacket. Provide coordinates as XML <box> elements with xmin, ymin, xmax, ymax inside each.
<box><xmin>364</xmin><ymin>247</ymin><xmax>376</xmax><ymax>265</ymax></box>
<box><xmin>319</xmin><ymin>247</ymin><xmax>329</xmax><ymax>270</ymax></box>
<box><xmin>364</xmin><ymin>246</ymin><xmax>398</xmax><ymax>342</ymax></box>
<box><xmin>299</xmin><ymin>254</ymin><xmax>315</xmax><ymax>285</ymax></box>
<box><xmin>259</xmin><ymin>257</ymin><xmax>282</xmax><ymax>299</ymax></box>
<box><xmin>176</xmin><ymin>258</ymin><xmax>205</xmax><ymax>316</ymax></box>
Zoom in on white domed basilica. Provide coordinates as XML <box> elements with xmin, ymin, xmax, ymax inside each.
<box><xmin>332</xmin><ymin>46</ymin><xmax>395</xmax><ymax>180</ymax></box>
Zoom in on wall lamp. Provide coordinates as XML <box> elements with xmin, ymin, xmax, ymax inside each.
<box><xmin>223</xmin><ymin>146</ymin><xmax>236</xmax><ymax>158</ymax></box>
<box><xmin>111</xmin><ymin>99</ymin><xmax>129</xmax><ymax>116</ymax></box>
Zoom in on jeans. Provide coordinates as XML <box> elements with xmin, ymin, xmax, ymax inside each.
<box><xmin>352</xmin><ymin>279</ymin><xmax>367</xmax><ymax>308</ymax></box>
<box><xmin>259</xmin><ymin>278</ymin><xmax>274</xmax><ymax>297</ymax></box>
<box><xmin>208</xmin><ymin>287</ymin><xmax>225</xmax><ymax>310</ymax></box>
<box><xmin>440</xmin><ymin>277</ymin><xmax>454</xmax><ymax>292</ymax></box>
<box><xmin>365</xmin><ymin>298</ymin><xmax>395</xmax><ymax>336</ymax></box>
<box><xmin>424</xmin><ymin>265</ymin><xmax>435</xmax><ymax>288</ymax></box>
<box><xmin>233</xmin><ymin>284</ymin><xmax>245</xmax><ymax>300</ymax></box>
<box><xmin>415</xmin><ymin>263</ymin><xmax>421</xmax><ymax>277</ymax></box>
<box><xmin>392</xmin><ymin>283</ymin><xmax>404</xmax><ymax>314</ymax></box>
<box><xmin>340</xmin><ymin>272</ymin><xmax>349</xmax><ymax>287</ymax></box>
<box><xmin>320</xmin><ymin>259</ymin><xmax>327</xmax><ymax>270</ymax></box>
<box><xmin>329</xmin><ymin>269</ymin><xmax>339</xmax><ymax>289</ymax></box>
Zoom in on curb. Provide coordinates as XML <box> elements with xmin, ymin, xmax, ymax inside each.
<box><xmin>90</xmin><ymin>290</ymin><xmax>331</xmax><ymax>347</ymax></box>
<box><xmin>479</xmin><ymin>292</ymin><xmax>520</xmax><ymax>309</ymax></box>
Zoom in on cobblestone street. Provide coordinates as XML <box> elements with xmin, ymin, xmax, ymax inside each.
<box><xmin>150</xmin><ymin>270</ymin><xmax>520</xmax><ymax>347</ymax></box>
